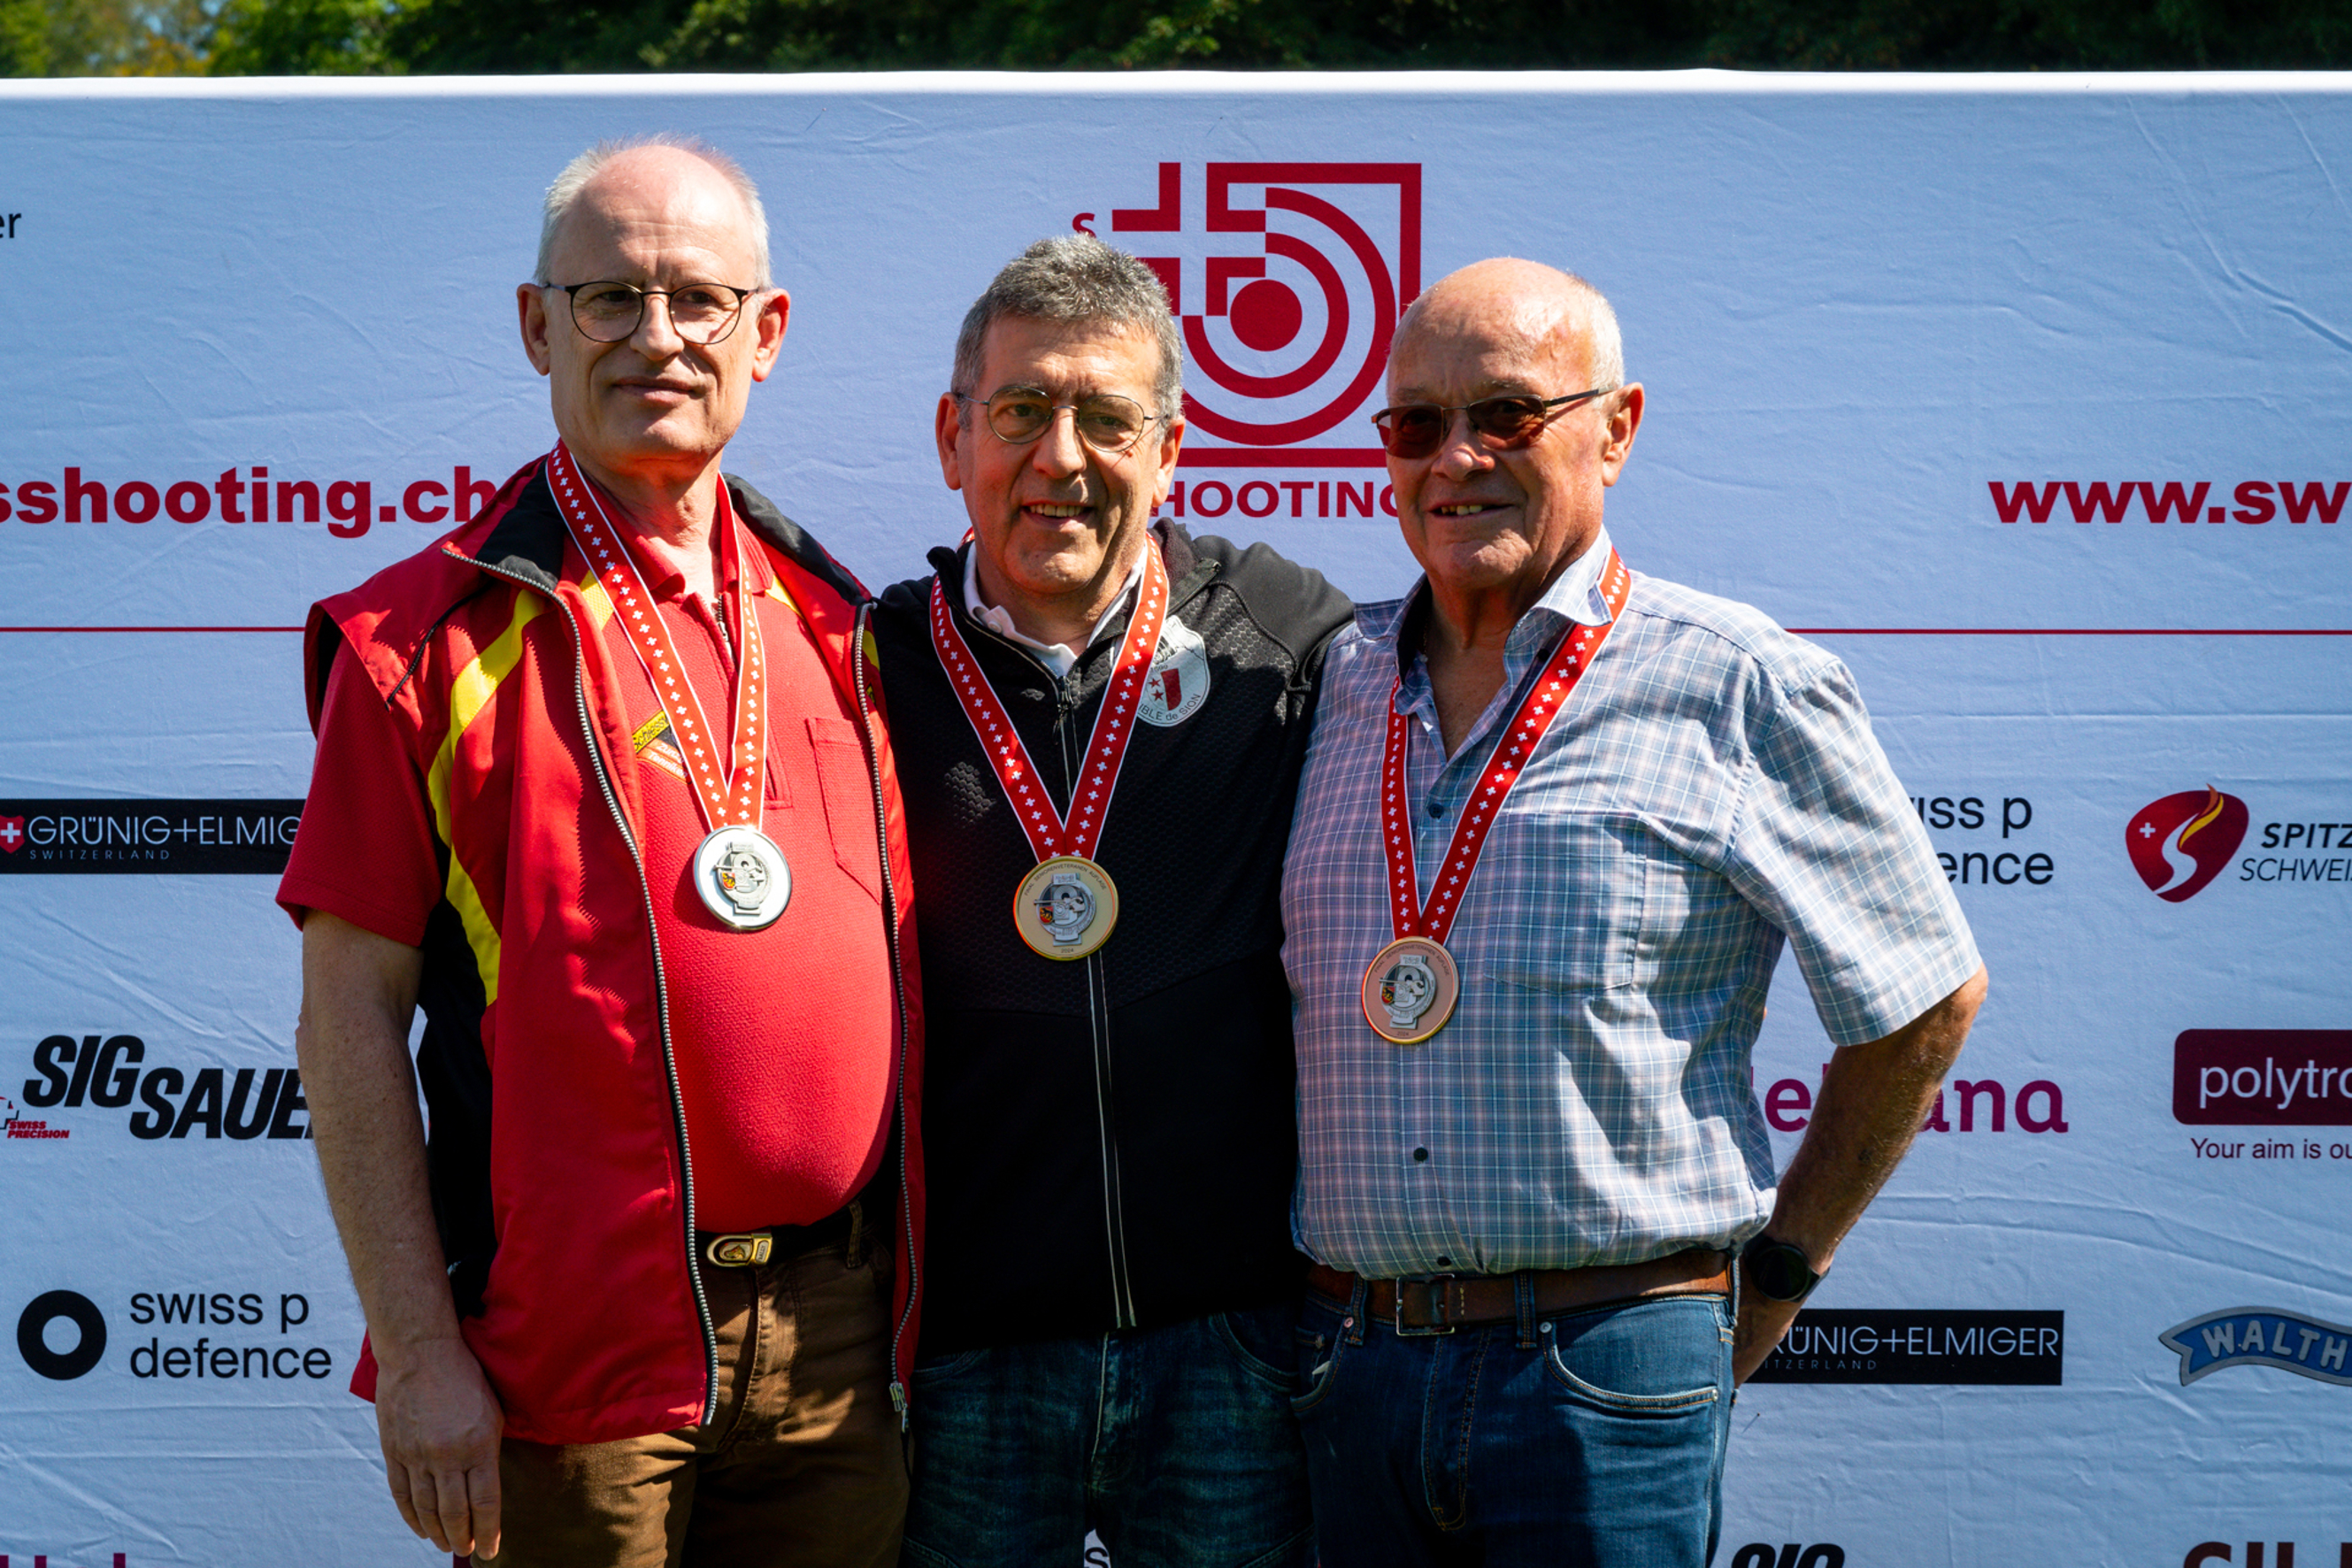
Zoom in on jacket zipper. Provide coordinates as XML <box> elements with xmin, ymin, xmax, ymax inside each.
<box><xmin>850</xmin><ymin>602</ymin><xmax>922</xmax><ymax>1432</ymax></box>
<box><xmin>472</xmin><ymin>557</ymin><xmax>722</xmax><ymax>1425</ymax></box>
<box><xmin>967</xmin><ymin>609</ymin><xmax>1141</xmax><ymax>1329</ymax></box>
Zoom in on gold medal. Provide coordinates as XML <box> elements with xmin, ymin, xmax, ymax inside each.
<box><xmin>931</xmin><ymin>542</ymin><xmax>1171</xmax><ymax>963</ymax></box>
<box><xmin>1014</xmin><ymin>854</ymin><xmax>1121</xmax><ymax>961</ymax></box>
<box><xmin>1359</xmin><ymin>935</ymin><xmax>1460</xmax><ymax>1045</ymax></box>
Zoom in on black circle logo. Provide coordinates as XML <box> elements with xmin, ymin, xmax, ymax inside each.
<box><xmin>18</xmin><ymin>1289</ymin><xmax>107</xmax><ymax>1380</ymax></box>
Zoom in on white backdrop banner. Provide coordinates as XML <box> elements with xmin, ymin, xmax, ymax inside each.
<box><xmin>2</xmin><ymin>72</ymin><xmax>2348</xmax><ymax>1568</ymax></box>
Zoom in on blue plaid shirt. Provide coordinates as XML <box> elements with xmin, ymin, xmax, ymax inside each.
<box><xmin>1280</xmin><ymin>530</ymin><xmax>1980</xmax><ymax>1278</ymax></box>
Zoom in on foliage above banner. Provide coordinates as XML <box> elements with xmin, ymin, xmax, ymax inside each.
<box><xmin>9</xmin><ymin>0</ymin><xmax>2352</xmax><ymax>77</ymax></box>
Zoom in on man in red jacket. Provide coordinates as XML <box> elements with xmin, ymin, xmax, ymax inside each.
<box><xmin>277</xmin><ymin>136</ymin><xmax>924</xmax><ymax>1566</ymax></box>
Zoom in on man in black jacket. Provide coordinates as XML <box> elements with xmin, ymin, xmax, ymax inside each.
<box><xmin>872</xmin><ymin>235</ymin><xmax>1352</xmax><ymax>1565</ymax></box>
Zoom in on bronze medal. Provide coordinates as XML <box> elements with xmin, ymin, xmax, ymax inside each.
<box><xmin>1367</xmin><ymin>550</ymin><xmax>1632</xmax><ymax>1044</ymax></box>
<box><xmin>1359</xmin><ymin>935</ymin><xmax>1461</xmax><ymax>1045</ymax></box>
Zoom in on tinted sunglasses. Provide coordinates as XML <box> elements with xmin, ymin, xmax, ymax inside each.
<box><xmin>1371</xmin><ymin>388</ymin><xmax>1610</xmax><ymax>459</ymax></box>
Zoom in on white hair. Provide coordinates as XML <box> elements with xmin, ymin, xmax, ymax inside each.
<box><xmin>534</xmin><ymin>135</ymin><xmax>772</xmax><ymax>288</ymax></box>
<box><xmin>1395</xmin><ymin>263</ymin><xmax>1626</xmax><ymax>392</ymax></box>
<box><xmin>1572</xmin><ymin>277</ymin><xmax>1626</xmax><ymax>393</ymax></box>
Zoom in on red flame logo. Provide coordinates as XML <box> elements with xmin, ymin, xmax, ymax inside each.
<box><xmin>2125</xmin><ymin>785</ymin><xmax>2249</xmax><ymax>903</ymax></box>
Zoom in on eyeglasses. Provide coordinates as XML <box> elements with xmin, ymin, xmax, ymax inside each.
<box><xmin>955</xmin><ymin>389</ymin><xmax>1164</xmax><ymax>457</ymax></box>
<box><xmin>1370</xmin><ymin>388</ymin><xmax>1611</xmax><ymax>460</ymax></box>
<box><xmin>550</xmin><ymin>281</ymin><xmax>759</xmax><ymax>345</ymax></box>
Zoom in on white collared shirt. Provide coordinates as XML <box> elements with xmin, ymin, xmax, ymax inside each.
<box><xmin>963</xmin><ymin>548</ymin><xmax>1143</xmax><ymax>680</ymax></box>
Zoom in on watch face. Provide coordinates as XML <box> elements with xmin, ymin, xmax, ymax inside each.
<box><xmin>1749</xmin><ymin>1243</ymin><xmax>1817</xmax><ymax>1303</ymax></box>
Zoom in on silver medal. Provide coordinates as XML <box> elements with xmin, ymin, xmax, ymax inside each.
<box><xmin>693</xmin><ymin>824</ymin><xmax>791</xmax><ymax>932</ymax></box>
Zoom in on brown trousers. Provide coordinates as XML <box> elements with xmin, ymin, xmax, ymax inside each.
<box><xmin>479</xmin><ymin>1231</ymin><xmax>906</xmax><ymax>1568</ymax></box>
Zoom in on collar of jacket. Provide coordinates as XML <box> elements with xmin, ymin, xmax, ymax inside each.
<box><xmin>922</xmin><ymin>519</ymin><xmax>1220</xmax><ymax>646</ymax></box>
<box><xmin>446</xmin><ymin>460</ymin><xmax>872</xmax><ymax>611</ymax></box>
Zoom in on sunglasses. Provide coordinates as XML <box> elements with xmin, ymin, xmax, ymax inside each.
<box><xmin>1370</xmin><ymin>388</ymin><xmax>1610</xmax><ymax>460</ymax></box>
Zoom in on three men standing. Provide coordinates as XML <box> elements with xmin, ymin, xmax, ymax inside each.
<box><xmin>281</xmin><ymin>139</ymin><xmax>920</xmax><ymax>1565</ymax></box>
<box><xmin>871</xmin><ymin>235</ymin><xmax>1351</xmax><ymax>1564</ymax></box>
<box><xmin>286</xmin><ymin>133</ymin><xmax>1979</xmax><ymax>1566</ymax></box>
<box><xmin>1280</xmin><ymin>257</ymin><xmax>1987</xmax><ymax>1564</ymax></box>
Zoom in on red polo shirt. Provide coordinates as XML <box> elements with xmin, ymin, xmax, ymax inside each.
<box><xmin>281</xmin><ymin>483</ymin><xmax>895</xmax><ymax>1232</ymax></box>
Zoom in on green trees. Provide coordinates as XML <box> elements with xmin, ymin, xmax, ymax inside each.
<box><xmin>8</xmin><ymin>0</ymin><xmax>2350</xmax><ymax>77</ymax></box>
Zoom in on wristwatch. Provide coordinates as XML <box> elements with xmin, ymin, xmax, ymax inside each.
<box><xmin>1741</xmin><ymin>1236</ymin><xmax>1824</xmax><ymax>1304</ymax></box>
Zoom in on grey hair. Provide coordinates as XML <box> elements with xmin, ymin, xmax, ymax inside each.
<box><xmin>950</xmin><ymin>235</ymin><xmax>1183</xmax><ymax>419</ymax></box>
<box><xmin>534</xmin><ymin>135</ymin><xmax>772</xmax><ymax>288</ymax></box>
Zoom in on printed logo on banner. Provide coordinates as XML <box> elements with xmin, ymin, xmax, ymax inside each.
<box><xmin>4</xmin><ymin>1088</ymin><xmax>69</xmax><ymax>1141</ymax></box>
<box><xmin>2159</xmin><ymin>1307</ymin><xmax>2352</xmax><ymax>1387</ymax></box>
<box><xmin>1747</xmin><ymin>1309</ymin><xmax>2064</xmax><ymax>1385</ymax></box>
<box><xmin>0</xmin><ymin>800</ymin><xmax>302</xmax><ymax>874</ymax></box>
<box><xmin>1727</xmin><ymin>1549</ymin><xmax>1846</xmax><ymax>1568</ymax></box>
<box><xmin>1987</xmin><ymin>478</ymin><xmax>2348</xmax><ymax>528</ymax></box>
<box><xmin>17</xmin><ymin>1288</ymin><xmax>107</xmax><ymax>1380</ymax></box>
<box><xmin>2179</xmin><ymin>1543</ymin><xmax>2352</xmax><ymax>1566</ymax></box>
<box><xmin>2174</xmin><ymin>1030</ymin><xmax>2352</xmax><ymax>1131</ymax></box>
<box><xmin>16</xmin><ymin>1033</ymin><xmax>311</xmax><ymax>1141</ymax></box>
<box><xmin>2127</xmin><ymin>786</ymin><xmax>2250</xmax><ymax>903</ymax></box>
<box><xmin>15</xmin><ymin>1285</ymin><xmax>335</xmax><ymax>1386</ymax></box>
<box><xmin>1075</xmin><ymin>161</ymin><xmax>1419</xmax><ymax>525</ymax></box>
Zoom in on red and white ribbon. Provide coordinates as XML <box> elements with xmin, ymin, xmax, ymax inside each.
<box><xmin>1382</xmin><ymin>549</ymin><xmax>1631</xmax><ymax>945</ymax></box>
<box><xmin>547</xmin><ymin>441</ymin><xmax>765</xmax><ymax>833</ymax></box>
<box><xmin>928</xmin><ymin>545</ymin><xmax>1168</xmax><ymax>864</ymax></box>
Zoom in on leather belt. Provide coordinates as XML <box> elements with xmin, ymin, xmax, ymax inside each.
<box><xmin>1307</xmin><ymin>1249</ymin><xmax>1732</xmax><ymax>1336</ymax></box>
<box><xmin>696</xmin><ymin>1200</ymin><xmax>859</xmax><ymax>1269</ymax></box>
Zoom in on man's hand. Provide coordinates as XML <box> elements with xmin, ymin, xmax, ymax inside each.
<box><xmin>298</xmin><ymin>913</ymin><xmax>511</xmax><ymax>1553</ymax></box>
<box><xmin>1732</xmin><ymin>1292</ymin><xmax>1805</xmax><ymax>1386</ymax></box>
<box><xmin>1731</xmin><ymin>965</ymin><xmax>1988</xmax><ymax>1386</ymax></box>
<box><xmin>376</xmin><ymin>1335</ymin><xmax>506</xmax><ymax>1557</ymax></box>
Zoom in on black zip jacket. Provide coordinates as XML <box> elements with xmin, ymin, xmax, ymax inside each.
<box><xmin>873</xmin><ymin>522</ymin><xmax>1352</xmax><ymax>1354</ymax></box>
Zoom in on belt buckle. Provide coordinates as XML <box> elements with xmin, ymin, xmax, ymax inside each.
<box><xmin>703</xmin><ymin>1232</ymin><xmax>773</xmax><ymax>1268</ymax></box>
<box><xmin>1392</xmin><ymin>1274</ymin><xmax>1457</xmax><ymax>1337</ymax></box>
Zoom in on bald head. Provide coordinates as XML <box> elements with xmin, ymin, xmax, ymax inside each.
<box><xmin>534</xmin><ymin>136</ymin><xmax>772</xmax><ymax>289</ymax></box>
<box><xmin>1395</xmin><ymin>258</ymin><xmax>1624</xmax><ymax>396</ymax></box>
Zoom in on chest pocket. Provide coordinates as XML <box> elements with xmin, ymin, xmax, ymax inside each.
<box><xmin>808</xmin><ymin>715</ymin><xmax>883</xmax><ymax>902</ymax></box>
<box><xmin>1478</xmin><ymin>811</ymin><xmax>1726</xmax><ymax>996</ymax></box>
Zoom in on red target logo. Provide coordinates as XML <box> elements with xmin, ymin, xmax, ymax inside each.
<box><xmin>1078</xmin><ymin>163</ymin><xmax>1421</xmax><ymax>466</ymax></box>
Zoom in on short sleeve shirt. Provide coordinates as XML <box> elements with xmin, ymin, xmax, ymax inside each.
<box><xmin>1280</xmin><ymin>529</ymin><xmax>1981</xmax><ymax>1278</ymax></box>
<box><xmin>280</xmin><ymin>484</ymin><xmax>895</xmax><ymax>1232</ymax></box>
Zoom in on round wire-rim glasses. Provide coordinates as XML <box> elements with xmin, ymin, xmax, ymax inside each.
<box><xmin>550</xmin><ymin>280</ymin><xmax>761</xmax><ymax>345</ymax></box>
<box><xmin>955</xmin><ymin>389</ymin><xmax>1167</xmax><ymax>457</ymax></box>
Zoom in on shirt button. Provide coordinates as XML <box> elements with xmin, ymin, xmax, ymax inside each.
<box><xmin>1426</xmin><ymin>801</ymin><xmax>1443</xmax><ymax>819</ymax></box>
<box><xmin>1436</xmin><ymin>1257</ymin><xmax>1453</xmax><ymax>1269</ymax></box>
<box><xmin>1412</xmin><ymin>1147</ymin><xmax>1428</xmax><ymax>1162</ymax></box>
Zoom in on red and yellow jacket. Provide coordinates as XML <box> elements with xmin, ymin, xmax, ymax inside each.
<box><xmin>302</xmin><ymin>457</ymin><xmax>925</xmax><ymax>1445</ymax></box>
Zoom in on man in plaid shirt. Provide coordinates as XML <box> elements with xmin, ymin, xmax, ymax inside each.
<box><xmin>1280</xmin><ymin>257</ymin><xmax>1987</xmax><ymax>1566</ymax></box>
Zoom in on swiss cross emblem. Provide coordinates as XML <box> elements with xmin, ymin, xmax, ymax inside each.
<box><xmin>0</xmin><ymin>816</ymin><xmax>23</xmax><ymax>852</ymax></box>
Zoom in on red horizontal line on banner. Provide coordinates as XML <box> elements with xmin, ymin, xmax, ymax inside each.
<box><xmin>1178</xmin><ymin>449</ymin><xmax>1387</xmax><ymax>468</ymax></box>
<box><xmin>0</xmin><ymin>626</ymin><xmax>305</xmax><ymax>633</ymax></box>
<box><xmin>1789</xmin><ymin>627</ymin><xmax>2352</xmax><ymax>635</ymax></box>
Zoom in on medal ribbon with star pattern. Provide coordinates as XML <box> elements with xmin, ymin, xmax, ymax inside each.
<box><xmin>1382</xmin><ymin>549</ymin><xmax>1631</xmax><ymax>946</ymax></box>
<box><xmin>927</xmin><ymin>542</ymin><xmax>1168</xmax><ymax>864</ymax></box>
<box><xmin>546</xmin><ymin>441</ymin><xmax>767</xmax><ymax>834</ymax></box>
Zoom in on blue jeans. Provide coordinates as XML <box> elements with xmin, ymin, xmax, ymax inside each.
<box><xmin>900</xmin><ymin>1304</ymin><xmax>1314</xmax><ymax>1568</ymax></box>
<box><xmin>1292</xmin><ymin>1285</ymin><xmax>1734</xmax><ymax>1568</ymax></box>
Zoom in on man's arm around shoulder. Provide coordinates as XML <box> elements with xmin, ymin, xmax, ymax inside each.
<box><xmin>299</xmin><ymin>911</ymin><xmax>504</xmax><ymax>1558</ymax></box>
<box><xmin>1732</xmin><ymin>965</ymin><xmax>1990</xmax><ymax>1384</ymax></box>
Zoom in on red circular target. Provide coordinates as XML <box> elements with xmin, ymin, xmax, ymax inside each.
<box><xmin>1229</xmin><ymin>279</ymin><xmax>1303</xmax><ymax>352</ymax></box>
